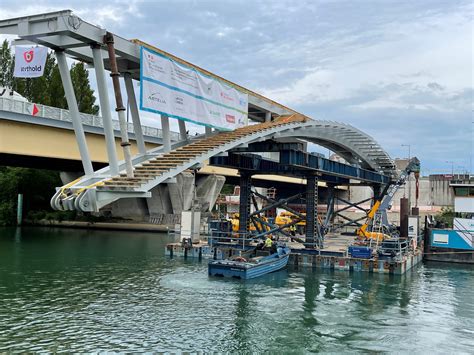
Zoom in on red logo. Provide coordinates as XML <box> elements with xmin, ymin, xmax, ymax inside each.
<box><xmin>226</xmin><ymin>114</ymin><xmax>235</xmax><ymax>123</ymax></box>
<box><xmin>23</xmin><ymin>50</ymin><xmax>34</xmax><ymax>63</ymax></box>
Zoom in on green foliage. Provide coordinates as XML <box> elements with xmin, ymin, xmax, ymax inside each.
<box><xmin>0</xmin><ymin>201</ymin><xmax>15</xmax><ymax>226</ymax></box>
<box><xmin>220</xmin><ymin>184</ymin><xmax>236</xmax><ymax>195</ymax></box>
<box><xmin>0</xmin><ymin>40</ymin><xmax>13</xmax><ymax>87</ymax></box>
<box><xmin>436</xmin><ymin>206</ymin><xmax>454</xmax><ymax>228</ymax></box>
<box><xmin>70</xmin><ymin>62</ymin><xmax>99</xmax><ymax>114</ymax></box>
<box><xmin>0</xmin><ymin>167</ymin><xmax>62</xmax><ymax>226</ymax></box>
<box><xmin>0</xmin><ymin>43</ymin><xmax>101</xmax><ymax>225</ymax></box>
<box><xmin>1</xmin><ymin>41</ymin><xmax>98</xmax><ymax>113</ymax></box>
<box><xmin>48</xmin><ymin>64</ymin><xmax>67</xmax><ymax>109</ymax></box>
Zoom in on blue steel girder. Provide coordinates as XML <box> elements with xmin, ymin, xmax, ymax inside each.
<box><xmin>209</xmin><ymin>151</ymin><xmax>390</xmax><ymax>185</ymax></box>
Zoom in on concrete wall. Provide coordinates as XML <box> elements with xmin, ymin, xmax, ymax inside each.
<box><xmin>349</xmin><ymin>175</ymin><xmax>456</xmax><ymax>211</ymax></box>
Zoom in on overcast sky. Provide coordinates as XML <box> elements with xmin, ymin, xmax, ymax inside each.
<box><xmin>1</xmin><ymin>0</ymin><xmax>472</xmax><ymax>174</ymax></box>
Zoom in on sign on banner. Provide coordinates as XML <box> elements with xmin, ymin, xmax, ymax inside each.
<box><xmin>140</xmin><ymin>46</ymin><xmax>248</xmax><ymax>131</ymax></box>
<box><xmin>14</xmin><ymin>46</ymin><xmax>48</xmax><ymax>78</ymax></box>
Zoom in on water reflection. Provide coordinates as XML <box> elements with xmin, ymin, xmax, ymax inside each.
<box><xmin>0</xmin><ymin>227</ymin><xmax>472</xmax><ymax>353</ymax></box>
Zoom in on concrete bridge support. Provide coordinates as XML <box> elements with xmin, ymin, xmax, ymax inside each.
<box><xmin>102</xmin><ymin>173</ymin><xmax>225</xmax><ymax>224</ymax></box>
<box><xmin>196</xmin><ymin>174</ymin><xmax>226</xmax><ymax>213</ymax></box>
<box><xmin>168</xmin><ymin>172</ymin><xmax>195</xmax><ymax>214</ymax></box>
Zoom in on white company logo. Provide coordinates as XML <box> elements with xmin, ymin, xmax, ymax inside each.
<box><xmin>14</xmin><ymin>46</ymin><xmax>48</xmax><ymax>78</ymax></box>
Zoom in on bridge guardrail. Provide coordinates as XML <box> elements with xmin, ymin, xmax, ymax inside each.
<box><xmin>0</xmin><ymin>96</ymin><xmax>180</xmax><ymax>141</ymax></box>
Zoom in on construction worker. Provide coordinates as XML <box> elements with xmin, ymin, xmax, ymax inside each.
<box><xmin>289</xmin><ymin>224</ymin><xmax>296</xmax><ymax>237</ymax></box>
<box><xmin>264</xmin><ymin>235</ymin><xmax>273</xmax><ymax>249</ymax></box>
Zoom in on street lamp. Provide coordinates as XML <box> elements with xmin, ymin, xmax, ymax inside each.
<box><xmin>445</xmin><ymin>160</ymin><xmax>454</xmax><ymax>176</ymax></box>
<box><xmin>402</xmin><ymin>144</ymin><xmax>411</xmax><ymax>208</ymax></box>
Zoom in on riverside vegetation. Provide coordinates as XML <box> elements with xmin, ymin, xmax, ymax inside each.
<box><xmin>0</xmin><ymin>40</ymin><xmax>99</xmax><ymax>226</ymax></box>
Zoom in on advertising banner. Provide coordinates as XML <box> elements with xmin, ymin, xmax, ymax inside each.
<box><xmin>140</xmin><ymin>46</ymin><xmax>248</xmax><ymax>130</ymax></box>
<box><xmin>14</xmin><ymin>46</ymin><xmax>48</xmax><ymax>78</ymax></box>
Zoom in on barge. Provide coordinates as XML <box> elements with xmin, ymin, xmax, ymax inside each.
<box><xmin>208</xmin><ymin>246</ymin><xmax>290</xmax><ymax>279</ymax></box>
<box><xmin>424</xmin><ymin>182</ymin><xmax>474</xmax><ymax>264</ymax></box>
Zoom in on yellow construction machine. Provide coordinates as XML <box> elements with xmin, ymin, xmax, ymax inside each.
<box><xmin>357</xmin><ymin>157</ymin><xmax>420</xmax><ymax>241</ymax></box>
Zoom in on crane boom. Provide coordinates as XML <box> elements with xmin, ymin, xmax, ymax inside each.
<box><xmin>357</xmin><ymin>157</ymin><xmax>420</xmax><ymax>240</ymax></box>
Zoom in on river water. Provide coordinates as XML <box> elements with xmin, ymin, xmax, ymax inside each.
<box><xmin>0</xmin><ymin>227</ymin><xmax>472</xmax><ymax>353</ymax></box>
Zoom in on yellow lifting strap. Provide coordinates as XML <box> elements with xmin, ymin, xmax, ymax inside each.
<box><xmin>59</xmin><ymin>177</ymin><xmax>83</xmax><ymax>199</ymax></box>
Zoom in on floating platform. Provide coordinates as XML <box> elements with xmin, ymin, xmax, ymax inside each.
<box><xmin>166</xmin><ymin>233</ymin><xmax>423</xmax><ymax>275</ymax></box>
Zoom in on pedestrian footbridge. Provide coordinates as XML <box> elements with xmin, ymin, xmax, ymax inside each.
<box><xmin>0</xmin><ymin>10</ymin><xmax>397</xmax><ymax>220</ymax></box>
<box><xmin>51</xmin><ymin>113</ymin><xmax>396</xmax><ymax>212</ymax></box>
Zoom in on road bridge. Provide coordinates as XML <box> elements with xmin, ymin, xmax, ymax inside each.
<box><xmin>0</xmin><ymin>95</ymin><xmax>176</xmax><ymax>170</ymax></box>
<box><xmin>0</xmin><ymin>10</ymin><xmax>397</xmax><ymax>231</ymax></box>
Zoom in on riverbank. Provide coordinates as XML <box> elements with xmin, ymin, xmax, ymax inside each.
<box><xmin>28</xmin><ymin>220</ymin><xmax>170</xmax><ymax>233</ymax></box>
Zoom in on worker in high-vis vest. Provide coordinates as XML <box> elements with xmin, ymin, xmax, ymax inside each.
<box><xmin>264</xmin><ymin>235</ymin><xmax>273</xmax><ymax>249</ymax></box>
<box><xmin>289</xmin><ymin>224</ymin><xmax>296</xmax><ymax>237</ymax></box>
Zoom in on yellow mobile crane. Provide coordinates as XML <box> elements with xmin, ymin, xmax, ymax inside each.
<box><xmin>357</xmin><ymin>157</ymin><xmax>420</xmax><ymax>241</ymax></box>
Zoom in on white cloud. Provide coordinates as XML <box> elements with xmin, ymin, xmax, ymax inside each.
<box><xmin>259</xmin><ymin>3</ymin><xmax>473</xmax><ymax>112</ymax></box>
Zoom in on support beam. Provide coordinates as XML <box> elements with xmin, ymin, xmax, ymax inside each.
<box><xmin>324</xmin><ymin>184</ymin><xmax>335</xmax><ymax>230</ymax></box>
<box><xmin>161</xmin><ymin>115</ymin><xmax>171</xmax><ymax>153</ymax></box>
<box><xmin>238</xmin><ymin>172</ymin><xmax>252</xmax><ymax>237</ymax></box>
<box><xmin>105</xmin><ymin>32</ymin><xmax>134</xmax><ymax>178</ymax></box>
<box><xmin>55</xmin><ymin>50</ymin><xmax>94</xmax><ymax>175</ymax></box>
<box><xmin>251</xmin><ymin>191</ymin><xmax>304</xmax><ymax>219</ymax></box>
<box><xmin>305</xmin><ymin>175</ymin><xmax>322</xmax><ymax>249</ymax></box>
<box><xmin>91</xmin><ymin>45</ymin><xmax>119</xmax><ymax>175</ymax></box>
<box><xmin>335</xmin><ymin>197</ymin><xmax>372</xmax><ymax>213</ymax></box>
<box><xmin>124</xmin><ymin>72</ymin><xmax>146</xmax><ymax>155</ymax></box>
<box><xmin>205</xmin><ymin>126</ymin><xmax>212</xmax><ymax>136</ymax></box>
<box><xmin>178</xmin><ymin>120</ymin><xmax>187</xmax><ymax>142</ymax></box>
<box><xmin>265</xmin><ymin>111</ymin><xmax>272</xmax><ymax>122</ymax></box>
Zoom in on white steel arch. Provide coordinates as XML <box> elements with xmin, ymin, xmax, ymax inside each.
<box><xmin>51</xmin><ymin>116</ymin><xmax>396</xmax><ymax>212</ymax></box>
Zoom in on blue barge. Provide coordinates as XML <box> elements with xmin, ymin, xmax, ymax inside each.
<box><xmin>424</xmin><ymin>182</ymin><xmax>474</xmax><ymax>264</ymax></box>
<box><xmin>208</xmin><ymin>246</ymin><xmax>290</xmax><ymax>279</ymax></box>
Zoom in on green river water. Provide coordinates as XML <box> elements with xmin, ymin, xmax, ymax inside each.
<box><xmin>0</xmin><ymin>227</ymin><xmax>472</xmax><ymax>353</ymax></box>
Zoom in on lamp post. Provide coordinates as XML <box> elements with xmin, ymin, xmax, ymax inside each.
<box><xmin>402</xmin><ymin>144</ymin><xmax>411</xmax><ymax>209</ymax></box>
<box><xmin>445</xmin><ymin>160</ymin><xmax>454</xmax><ymax>176</ymax></box>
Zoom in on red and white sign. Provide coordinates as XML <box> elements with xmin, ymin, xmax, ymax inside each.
<box><xmin>14</xmin><ymin>46</ymin><xmax>48</xmax><ymax>78</ymax></box>
<box><xmin>26</xmin><ymin>103</ymin><xmax>40</xmax><ymax>116</ymax></box>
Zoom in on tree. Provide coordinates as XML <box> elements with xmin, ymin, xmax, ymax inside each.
<box><xmin>1</xmin><ymin>41</ymin><xmax>99</xmax><ymax>114</ymax></box>
<box><xmin>48</xmin><ymin>62</ymin><xmax>67</xmax><ymax>109</ymax></box>
<box><xmin>0</xmin><ymin>39</ymin><xmax>13</xmax><ymax>88</ymax></box>
<box><xmin>0</xmin><ymin>42</ymin><xmax>102</xmax><ymax>225</ymax></box>
<box><xmin>70</xmin><ymin>62</ymin><xmax>99</xmax><ymax>115</ymax></box>
<box><xmin>0</xmin><ymin>167</ymin><xmax>62</xmax><ymax>226</ymax></box>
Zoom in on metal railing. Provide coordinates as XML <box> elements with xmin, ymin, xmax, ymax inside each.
<box><xmin>0</xmin><ymin>96</ymin><xmax>180</xmax><ymax>141</ymax></box>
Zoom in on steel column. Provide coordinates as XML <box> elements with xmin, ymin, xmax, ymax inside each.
<box><xmin>161</xmin><ymin>115</ymin><xmax>171</xmax><ymax>153</ymax></box>
<box><xmin>265</xmin><ymin>111</ymin><xmax>272</xmax><ymax>122</ymax></box>
<box><xmin>305</xmin><ymin>175</ymin><xmax>322</xmax><ymax>248</ymax></box>
<box><xmin>124</xmin><ymin>72</ymin><xmax>146</xmax><ymax>155</ymax></box>
<box><xmin>91</xmin><ymin>45</ymin><xmax>119</xmax><ymax>175</ymax></box>
<box><xmin>324</xmin><ymin>184</ymin><xmax>335</xmax><ymax>231</ymax></box>
<box><xmin>105</xmin><ymin>32</ymin><xmax>134</xmax><ymax>178</ymax></box>
<box><xmin>178</xmin><ymin>120</ymin><xmax>187</xmax><ymax>141</ymax></box>
<box><xmin>205</xmin><ymin>126</ymin><xmax>212</xmax><ymax>136</ymax></box>
<box><xmin>238</xmin><ymin>172</ymin><xmax>252</xmax><ymax>236</ymax></box>
<box><xmin>55</xmin><ymin>50</ymin><xmax>94</xmax><ymax>175</ymax></box>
